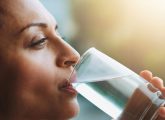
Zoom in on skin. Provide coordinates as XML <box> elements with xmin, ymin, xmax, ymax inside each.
<box><xmin>140</xmin><ymin>70</ymin><xmax>165</xmax><ymax>119</ymax></box>
<box><xmin>0</xmin><ymin>0</ymin><xmax>80</xmax><ymax>120</ymax></box>
<box><xmin>0</xmin><ymin>0</ymin><xmax>164</xmax><ymax>120</ymax></box>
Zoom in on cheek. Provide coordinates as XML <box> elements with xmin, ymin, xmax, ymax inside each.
<box><xmin>16</xmin><ymin>59</ymin><xmax>57</xmax><ymax>96</ymax></box>
<box><xmin>7</xmin><ymin>51</ymin><xmax>79</xmax><ymax>119</ymax></box>
<box><xmin>17</xmin><ymin>51</ymin><xmax>56</xmax><ymax>90</ymax></box>
<box><xmin>13</xmin><ymin>54</ymin><xmax>61</xmax><ymax>105</ymax></box>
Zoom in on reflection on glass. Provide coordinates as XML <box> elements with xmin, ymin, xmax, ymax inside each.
<box><xmin>70</xmin><ymin>48</ymin><xmax>165</xmax><ymax>120</ymax></box>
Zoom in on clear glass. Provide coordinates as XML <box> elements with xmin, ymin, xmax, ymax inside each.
<box><xmin>69</xmin><ymin>47</ymin><xmax>165</xmax><ymax>120</ymax></box>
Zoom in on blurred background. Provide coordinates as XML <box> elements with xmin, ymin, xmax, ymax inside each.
<box><xmin>41</xmin><ymin>0</ymin><xmax>165</xmax><ymax>119</ymax></box>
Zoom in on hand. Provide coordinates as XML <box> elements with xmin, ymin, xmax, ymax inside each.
<box><xmin>140</xmin><ymin>70</ymin><xmax>165</xmax><ymax>119</ymax></box>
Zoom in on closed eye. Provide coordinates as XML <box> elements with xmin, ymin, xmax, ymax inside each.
<box><xmin>29</xmin><ymin>37</ymin><xmax>48</xmax><ymax>50</ymax></box>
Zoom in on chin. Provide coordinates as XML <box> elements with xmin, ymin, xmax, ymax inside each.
<box><xmin>63</xmin><ymin>98</ymin><xmax>80</xmax><ymax>120</ymax></box>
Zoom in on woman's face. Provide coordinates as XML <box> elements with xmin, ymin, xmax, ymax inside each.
<box><xmin>0</xmin><ymin>0</ymin><xmax>80</xmax><ymax>119</ymax></box>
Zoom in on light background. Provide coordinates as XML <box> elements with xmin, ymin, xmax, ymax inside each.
<box><xmin>40</xmin><ymin>0</ymin><xmax>165</xmax><ymax>119</ymax></box>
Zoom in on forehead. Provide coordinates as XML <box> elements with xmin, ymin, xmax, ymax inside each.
<box><xmin>0</xmin><ymin>0</ymin><xmax>56</xmax><ymax>33</ymax></box>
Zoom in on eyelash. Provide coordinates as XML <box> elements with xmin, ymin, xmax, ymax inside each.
<box><xmin>29</xmin><ymin>37</ymin><xmax>48</xmax><ymax>49</ymax></box>
<box><xmin>28</xmin><ymin>28</ymin><xmax>65</xmax><ymax>49</ymax></box>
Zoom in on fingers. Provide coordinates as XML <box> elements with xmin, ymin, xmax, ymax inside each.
<box><xmin>140</xmin><ymin>70</ymin><xmax>164</xmax><ymax>91</ymax></box>
<box><xmin>151</xmin><ymin>77</ymin><xmax>164</xmax><ymax>90</ymax></box>
<box><xmin>140</xmin><ymin>70</ymin><xmax>153</xmax><ymax>82</ymax></box>
<box><xmin>161</xmin><ymin>87</ymin><xmax>165</xmax><ymax>98</ymax></box>
<box><xmin>158</xmin><ymin>107</ymin><xmax>165</xmax><ymax>118</ymax></box>
<box><xmin>151</xmin><ymin>77</ymin><xmax>165</xmax><ymax>118</ymax></box>
<box><xmin>140</xmin><ymin>70</ymin><xmax>165</xmax><ymax>118</ymax></box>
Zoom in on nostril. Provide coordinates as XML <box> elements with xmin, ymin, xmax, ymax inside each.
<box><xmin>64</xmin><ymin>61</ymin><xmax>76</xmax><ymax>67</ymax></box>
<box><xmin>56</xmin><ymin>45</ymin><xmax>80</xmax><ymax>67</ymax></box>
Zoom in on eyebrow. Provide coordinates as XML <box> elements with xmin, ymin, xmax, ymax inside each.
<box><xmin>19</xmin><ymin>22</ymin><xmax>48</xmax><ymax>33</ymax></box>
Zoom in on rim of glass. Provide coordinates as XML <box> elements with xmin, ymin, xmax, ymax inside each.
<box><xmin>68</xmin><ymin>47</ymin><xmax>96</xmax><ymax>82</ymax></box>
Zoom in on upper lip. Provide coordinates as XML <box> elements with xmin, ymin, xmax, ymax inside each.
<box><xmin>59</xmin><ymin>70</ymin><xmax>77</xmax><ymax>89</ymax></box>
<box><xmin>61</xmin><ymin>80</ymin><xmax>71</xmax><ymax>88</ymax></box>
<box><xmin>59</xmin><ymin>79</ymin><xmax>72</xmax><ymax>89</ymax></box>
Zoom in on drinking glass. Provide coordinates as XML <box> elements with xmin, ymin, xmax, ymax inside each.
<box><xmin>69</xmin><ymin>47</ymin><xmax>165</xmax><ymax>120</ymax></box>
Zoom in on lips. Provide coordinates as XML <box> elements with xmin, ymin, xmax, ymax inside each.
<box><xmin>59</xmin><ymin>80</ymin><xmax>77</xmax><ymax>96</ymax></box>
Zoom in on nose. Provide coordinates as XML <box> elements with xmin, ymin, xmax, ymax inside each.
<box><xmin>56</xmin><ymin>41</ymin><xmax>80</xmax><ymax>68</ymax></box>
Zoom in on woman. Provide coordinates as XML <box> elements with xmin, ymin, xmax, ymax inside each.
<box><xmin>0</xmin><ymin>0</ymin><xmax>164</xmax><ymax>119</ymax></box>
